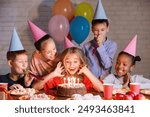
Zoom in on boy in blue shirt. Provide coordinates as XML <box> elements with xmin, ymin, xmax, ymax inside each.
<box><xmin>82</xmin><ymin>0</ymin><xmax>117</xmax><ymax>79</ymax></box>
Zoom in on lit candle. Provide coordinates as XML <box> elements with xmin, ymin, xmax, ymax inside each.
<box><xmin>67</xmin><ymin>77</ymin><xmax>70</xmax><ymax>86</ymax></box>
<box><xmin>73</xmin><ymin>77</ymin><xmax>76</xmax><ymax>84</ymax></box>
<box><xmin>71</xmin><ymin>77</ymin><xmax>73</xmax><ymax>85</ymax></box>
<box><xmin>77</xmin><ymin>78</ymin><xmax>79</xmax><ymax>83</ymax></box>
<box><xmin>63</xmin><ymin>77</ymin><xmax>66</xmax><ymax>84</ymax></box>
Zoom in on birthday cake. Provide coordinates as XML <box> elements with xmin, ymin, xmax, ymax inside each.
<box><xmin>57</xmin><ymin>83</ymin><xmax>87</xmax><ymax>97</ymax></box>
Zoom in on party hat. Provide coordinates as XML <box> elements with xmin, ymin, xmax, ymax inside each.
<box><xmin>93</xmin><ymin>0</ymin><xmax>107</xmax><ymax>19</ymax></box>
<box><xmin>8</xmin><ymin>28</ymin><xmax>24</xmax><ymax>51</ymax></box>
<box><xmin>28</xmin><ymin>20</ymin><xmax>47</xmax><ymax>43</ymax></box>
<box><xmin>123</xmin><ymin>35</ymin><xmax>137</xmax><ymax>57</ymax></box>
<box><xmin>64</xmin><ymin>37</ymin><xmax>75</xmax><ymax>48</ymax></box>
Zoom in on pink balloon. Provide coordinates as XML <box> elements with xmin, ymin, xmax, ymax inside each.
<box><xmin>48</xmin><ymin>15</ymin><xmax>69</xmax><ymax>43</ymax></box>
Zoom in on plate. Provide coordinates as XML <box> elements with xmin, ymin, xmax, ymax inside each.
<box><xmin>10</xmin><ymin>90</ymin><xmax>26</xmax><ymax>96</ymax></box>
<box><xmin>10</xmin><ymin>88</ymin><xmax>38</xmax><ymax>96</ymax></box>
<box><xmin>112</xmin><ymin>88</ymin><xmax>129</xmax><ymax>95</ymax></box>
<box><xmin>140</xmin><ymin>89</ymin><xmax>150</xmax><ymax>95</ymax></box>
<box><xmin>19</xmin><ymin>94</ymin><xmax>55</xmax><ymax>100</ymax></box>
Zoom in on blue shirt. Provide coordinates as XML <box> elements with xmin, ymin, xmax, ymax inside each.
<box><xmin>82</xmin><ymin>38</ymin><xmax>117</xmax><ymax>79</ymax></box>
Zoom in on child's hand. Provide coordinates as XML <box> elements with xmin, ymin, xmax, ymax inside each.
<box><xmin>24</xmin><ymin>71</ymin><xmax>35</xmax><ymax>87</ymax></box>
<box><xmin>10</xmin><ymin>84</ymin><xmax>24</xmax><ymax>90</ymax></box>
<box><xmin>53</xmin><ymin>62</ymin><xmax>64</xmax><ymax>77</ymax></box>
<box><xmin>78</xmin><ymin>65</ymin><xmax>88</xmax><ymax>75</ymax></box>
<box><xmin>95</xmin><ymin>35</ymin><xmax>105</xmax><ymax>46</ymax></box>
<box><xmin>126</xmin><ymin>73</ymin><xmax>131</xmax><ymax>82</ymax></box>
<box><xmin>122</xmin><ymin>73</ymin><xmax>131</xmax><ymax>89</ymax></box>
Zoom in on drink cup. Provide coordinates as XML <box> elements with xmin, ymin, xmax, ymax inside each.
<box><xmin>130</xmin><ymin>83</ymin><xmax>140</xmax><ymax>94</ymax></box>
<box><xmin>103</xmin><ymin>83</ymin><xmax>113</xmax><ymax>100</ymax></box>
<box><xmin>0</xmin><ymin>83</ymin><xmax>8</xmax><ymax>90</ymax></box>
<box><xmin>0</xmin><ymin>83</ymin><xmax>8</xmax><ymax>100</ymax></box>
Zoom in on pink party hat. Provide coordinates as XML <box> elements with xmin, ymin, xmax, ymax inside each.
<box><xmin>94</xmin><ymin>0</ymin><xmax>107</xmax><ymax>20</ymax></box>
<box><xmin>123</xmin><ymin>35</ymin><xmax>137</xmax><ymax>57</ymax></box>
<box><xmin>28</xmin><ymin>20</ymin><xmax>47</xmax><ymax>43</ymax></box>
<box><xmin>9</xmin><ymin>28</ymin><xmax>24</xmax><ymax>51</ymax></box>
<box><xmin>64</xmin><ymin>37</ymin><xmax>75</xmax><ymax>48</ymax></box>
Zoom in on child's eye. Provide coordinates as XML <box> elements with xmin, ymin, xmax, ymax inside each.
<box><xmin>66</xmin><ymin>61</ymin><xmax>69</xmax><ymax>63</ymax></box>
<box><xmin>93</xmin><ymin>30</ymin><xmax>99</xmax><ymax>33</ymax></box>
<box><xmin>74</xmin><ymin>61</ymin><xmax>78</xmax><ymax>63</ymax></box>
<box><xmin>123</xmin><ymin>64</ymin><xmax>127</xmax><ymax>66</ymax></box>
<box><xmin>101</xmin><ymin>29</ymin><xmax>105</xmax><ymax>31</ymax></box>
<box><xmin>116</xmin><ymin>61</ymin><xmax>119</xmax><ymax>64</ymax></box>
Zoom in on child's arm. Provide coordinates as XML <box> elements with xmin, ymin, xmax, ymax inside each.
<box><xmin>132</xmin><ymin>75</ymin><xmax>150</xmax><ymax>89</ymax></box>
<box><xmin>32</xmin><ymin>62</ymin><xmax>64</xmax><ymax>90</ymax></box>
<box><xmin>122</xmin><ymin>73</ymin><xmax>131</xmax><ymax>89</ymax></box>
<box><xmin>24</xmin><ymin>71</ymin><xmax>34</xmax><ymax>87</ymax></box>
<box><xmin>103</xmin><ymin>74</ymin><xmax>123</xmax><ymax>89</ymax></box>
<box><xmin>78</xmin><ymin>66</ymin><xmax>103</xmax><ymax>92</ymax></box>
<box><xmin>96</xmin><ymin>41</ymin><xmax>117</xmax><ymax>69</ymax></box>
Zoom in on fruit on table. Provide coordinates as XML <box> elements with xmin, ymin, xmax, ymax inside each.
<box><xmin>124</xmin><ymin>94</ymin><xmax>133</xmax><ymax>100</ymax></box>
<box><xmin>126</xmin><ymin>91</ymin><xmax>137</xmax><ymax>99</ymax></box>
<box><xmin>115</xmin><ymin>93</ymin><xmax>125</xmax><ymax>100</ymax></box>
<box><xmin>134</xmin><ymin>94</ymin><xmax>145</xmax><ymax>100</ymax></box>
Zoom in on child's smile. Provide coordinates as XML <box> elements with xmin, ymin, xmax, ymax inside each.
<box><xmin>64</xmin><ymin>53</ymin><xmax>81</xmax><ymax>75</ymax></box>
<box><xmin>115</xmin><ymin>54</ymin><xmax>133</xmax><ymax>77</ymax></box>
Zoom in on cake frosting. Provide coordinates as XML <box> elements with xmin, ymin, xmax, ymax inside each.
<box><xmin>57</xmin><ymin>83</ymin><xmax>87</xmax><ymax>97</ymax></box>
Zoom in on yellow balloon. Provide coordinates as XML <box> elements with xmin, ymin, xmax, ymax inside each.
<box><xmin>52</xmin><ymin>0</ymin><xmax>75</xmax><ymax>21</ymax></box>
<box><xmin>75</xmin><ymin>2</ymin><xmax>94</xmax><ymax>22</ymax></box>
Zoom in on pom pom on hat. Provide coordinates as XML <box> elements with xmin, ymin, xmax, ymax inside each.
<box><xmin>93</xmin><ymin>0</ymin><xmax>107</xmax><ymax>20</ymax></box>
<box><xmin>64</xmin><ymin>37</ymin><xmax>75</xmax><ymax>49</ymax></box>
<box><xmin>8</xmin><ymin>28</ymin><xmax>24</xmax><ymax>52</ymax></box>
<box><xmin>28</xmin><ymin>20</ymin><xmax>47</xmax><ymax>43</ymax></box>
<box><xmin>123</xmin><ymin>35</ymin><xmax>137</xmax><ymax>57</ymax></box>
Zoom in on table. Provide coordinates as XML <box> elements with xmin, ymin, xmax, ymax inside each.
<box><xmin>9</xmin><ymin>89</ymin><xmax>150</xmax><ymax>100</ymax></box>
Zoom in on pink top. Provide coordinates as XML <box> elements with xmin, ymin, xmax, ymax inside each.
<box><xmin>30</xmin><ymin>51</ymin><xmax>53</xmax><ymax>76</ymax></box>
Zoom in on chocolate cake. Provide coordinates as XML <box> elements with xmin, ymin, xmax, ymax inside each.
<box><xmin>57</xmin><ymin>83</ymin><xmax>87</xmax><ymax>97</ymax></box>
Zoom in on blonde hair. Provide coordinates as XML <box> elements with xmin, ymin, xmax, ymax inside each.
<box><xmin>52</xmin><ymin>47</ymin><xmax>88</xmax><ymax>81</ymax></box>
<box><xmin>62</xmin><ymin>47</ymin><xmax>88</xmax><ymax>80</ymax></box>
<box><xmin>62</xmin><ymin>47</ymin><xmax>88</xmax><ymax>66</ymax></box>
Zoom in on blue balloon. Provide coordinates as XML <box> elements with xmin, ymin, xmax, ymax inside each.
<box><xmin>70</xmin><ymin>16</ymin><xmax>90</xmax><ymax>44</ymax></box>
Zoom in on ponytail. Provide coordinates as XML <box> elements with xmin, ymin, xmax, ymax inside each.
<box><xmin>135</xmin><ymin>56</ymin><xmax>141</xmax><ymax>62</ymax></box>
<box><xmin>133</xmin><ymin>56</ymin><xmax>141</xmax><ymax>65</ymax></box>
<box><xmin>118</xmin><ymin>51</ymin><xmax>141</xmax><ymax>65</ymax></box>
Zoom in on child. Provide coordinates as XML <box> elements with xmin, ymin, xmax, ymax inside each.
<box><xmin>103</xmin><ymin>35</ymin><xmax>150</xmax><ymax>89</ymax></box>
<box><xmin>44</xmin><ymin>47</ymin><xmax>104</xmax><ymax>93</ymax></box>
<box><xmin>28</xmin><ymin>20</ymin><xmax>64</xmax><ymax>90</ymax></box>
<box><xmin>0</xmin><ymin>28</ymin><xmax>32</xmax><ymax>90</ymax></box>
<box><xmin>82</xmin><ymin>0</ymin><xmax>117</xmax><ymax>79</ymax></box>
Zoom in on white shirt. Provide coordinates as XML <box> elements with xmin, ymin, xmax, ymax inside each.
<box><xmin>103</xmin><ymin>74</ymin><xmax>150</xmax><ymax>89</ymax></box>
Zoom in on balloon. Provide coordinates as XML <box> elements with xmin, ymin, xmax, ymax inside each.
<box><xmin>52</xmin><ymin>0</ymin><xmax>74</xmax><ymax>21</ymax></box>
<box><xmin>48</xmin><ymin>15</ymin><xmax>69</xmax><ymax>43</ymax></box>
<box><xmin>70</xmin><ymin>16</ymin><xmax>90</xmax><ymax>44</ymax></box>
<box><xmin>75</xmin><ymin>2</ymin><xmax>94</xmax><ymax>22</ymax></box>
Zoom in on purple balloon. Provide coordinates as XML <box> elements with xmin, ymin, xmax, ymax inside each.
<box><xmin>48</xmin><ymin>15</ymin><xmax>69</xmax><ymax>43</ymax></box>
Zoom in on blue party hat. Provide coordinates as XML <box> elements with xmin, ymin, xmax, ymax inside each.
<box><xmin>8</xmin><ymin>28</ymin><xmax>24</xmax><ymax>51</ymax></box>
<box><xmin>94</xmin><ymin>0</ymin><xmax>107</xmax><ymax>19</ymax></box>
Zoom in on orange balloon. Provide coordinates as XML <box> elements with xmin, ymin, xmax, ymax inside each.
<box><xmin>52</xmin><ymin>0</ymin><xmax>74</xmax><ymax>21</ymax></box>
